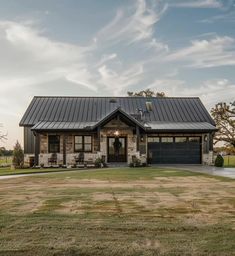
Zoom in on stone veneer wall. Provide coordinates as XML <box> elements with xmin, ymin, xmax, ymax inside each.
<box><xmin>37</xmin><ymin>133</ymin><xmax>100</xmax><ymax>166</ymax></box>
<box><xmin>26</xmin><ymin>126</ymin><xmax>214</xmax><ymax>166</ymax></box>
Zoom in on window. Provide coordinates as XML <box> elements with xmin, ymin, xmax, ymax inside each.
<box><xmin>74</xmin><ymin>135</ymin><xmax>92</xmax><ymax>152</ymax></box>
<box><xmin>147</xmin><ymin>137</ymin><xmax>160</xmax><ymax>143</ymax></box>
<box><xmin>161</xmin><ymin>137</ymin><xmax>173</xmax><ymax>143</ymax></box>
<box><xmin>48</xmin><ymin>135</ymin><xmax>60</xmax><ymax>153</ymax></box>
<box><xmin>175</xmin><ymin>137</ymin><xmax>187</xmax><ymax>143</ymax></box>
<box><xmin>189</xmin><ymin>137</ymin><xmax>200</xmax><ymax>143</ymax></box>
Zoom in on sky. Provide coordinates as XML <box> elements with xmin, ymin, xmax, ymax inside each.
<box><xmin>0</xmin><ymin>0</ymin><xmax>235</xmax><ymax>149</ymax></box>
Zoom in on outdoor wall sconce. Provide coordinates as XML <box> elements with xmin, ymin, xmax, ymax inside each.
<box><xmin>204</xmin><ymin>135</ymin><xmax>208</xmax><ymax>142</ymax></box>
<box><xmin>114</xmin><ymin>130</ymin><xmax>119</xmax><ymax>137</ymax></box>
<box><xmin>140</xmin><ymin>135</ymin><xmax>144</xmax><ymax>142</ymax></box>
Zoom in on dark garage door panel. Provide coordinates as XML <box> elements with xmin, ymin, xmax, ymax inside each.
<box><xmin>148</xmin><ymin>142</ymin><xmax>201</xmax><ymax>164</ymax></box>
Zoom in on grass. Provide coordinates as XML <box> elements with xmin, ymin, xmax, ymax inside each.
<box><xmin>0</xmin><ymin>156</ymin><xmax>12</xmax><ymax>165</ymax></box>
<box><xmin>0</xmin><ymin>167</ymin><xmax>79</xmax><ymax>176</ymax></box>
<box><xmin>223</xmin><ymin>155</ymin><xmax>235</xmax><ymax>167</ymax></box>
<box><xmin>0</xmin><ymin>167</ymin><xmax>235</xmax><ymax>256</ymax></box>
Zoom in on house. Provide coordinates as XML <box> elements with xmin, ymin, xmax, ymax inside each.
<box><xmin>19</xmin><ymin>96</ymin><xmax>217</xmax><ymax>167</ymax></box>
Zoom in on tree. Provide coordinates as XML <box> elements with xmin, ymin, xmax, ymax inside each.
<box><xmin>12</xmin><ymin>141</ymin><xmax>24</xmax><ymax>168</ymax></box>
<box><xmin>0</xmin><ymin>123</ymin><xmax>7</xmax><ymax>142</ymax></box>
<box><xmin>211</xmin><ymin>101</ymin><xmax>235</xmax><ymax>148</ymax></box>
<box><xmin>127</xmin><ymin>89</ymin><xmax>166</xmax><ymax>97</ymax></box>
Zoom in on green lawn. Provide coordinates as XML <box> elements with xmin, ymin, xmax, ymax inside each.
<box><xmin>0</xmin><ymin>167</ymin><xmax>75</xmax><ymax>176</ymax></box>
<box><xmin>223</xmin><ymin>155</ymin><xmax>235</xmax><ymax>167</ymax></box>
<box><xmin>0</xmin><ymin>167</ymin><xmax>234</xmax><ymax>256</ymax></box>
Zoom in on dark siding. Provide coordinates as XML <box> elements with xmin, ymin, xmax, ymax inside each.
<box><xmin>24</xmin><ymin>127</ymin><xmax>35</xmax><ymax>154</ymax></box>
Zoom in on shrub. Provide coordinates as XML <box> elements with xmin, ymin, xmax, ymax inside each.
<box><xmin>215</xmin><ymin>154</ymin><xmax>224</xmax><ymax>167</ymax></box>
<box><xmin>12</xmin><ymin>141</ymin><xmax>24</xmax><ymax>168</ymax></box>
<box><xmin>95</xmin><ymin>157</ymin><xmax>106</xmax><ymax>168</ymax></box>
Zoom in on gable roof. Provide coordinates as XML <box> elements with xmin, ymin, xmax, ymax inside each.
<box><xmin>31</xmin><ymin>108</ymin><xmax>146</xmax><ymax>131</ymax></box>
<box><xmin>20</xmin><ymin>96</ymin><xmax>216</xmax><ymax>131</ymax></box>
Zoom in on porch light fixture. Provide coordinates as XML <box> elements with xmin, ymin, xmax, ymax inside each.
<box><xmin>204</xmin><ymin>135</ymin><xmax>208</xmax><ymax>142</ymax></box>
<box><xmin>114</xmin><ymin>130</ymin><xmax>119</xmax><ymax>137</ymax></box>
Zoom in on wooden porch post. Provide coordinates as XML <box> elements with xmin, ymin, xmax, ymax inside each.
<box><xmin>97</xmin><ymin>126</ymin><xmax>101</xmax><ymax>151</ymax></box>
<box><xmin>136</xmin><ymin>126</ymin><xmax>140</xmax><ymax>151</ymax></box>
<box><xmin>34</xmin><ymin>132</ymin><xmax>40</xmax><ymax>166</ymax></box>
<box><xmin>63</xmin><ymin>135</ymin><xmax>66</xmax><ymax>165</ymax></box>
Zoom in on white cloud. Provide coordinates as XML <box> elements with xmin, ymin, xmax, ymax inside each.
<box><xmin>166</xmin><ymin>36</ymin><xmax>235</xmax><ymax>68</ymax></box>
<box><xmin>169</xmin><ymin>0</ymin><xmax>222</xmax><ymax>8</ymax></box>
<box><xmin>148</xmin><ymin>78</ymin><xmax>235</xmax><ymax>109</ymax></box>
<box><xmin>96</xmin><ymin>0</ymin><xmax>168</xmax><ymax>48</ymax></box>
<box><xmin>98</xmin><ymin>64</ymin><xmax>144</xmax><ymax>95</ymax></box>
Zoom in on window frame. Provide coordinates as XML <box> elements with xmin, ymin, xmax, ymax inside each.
<box><xmin>74</xmin><ymin>135</ymin><xmax>92</xmax><ymax>152</ymax></box>
<box><xmin>175</xmin><ymin>137</ymin><xmax>188</xmax><ymax>143</ymax></box>
<box><xmin>188</xmin><ymin>137</ymin><xmax>201</xmax><ymax>143</ymax></box>
<box><xmin>161</xmin><ymin>137</ymin><xmax>174</xmax><ymax>143</ymax></box>
<box><xmin>48</xmin><ymin>135</ymin><xmax>60</xmax><ymax>153</ymax></box>
<box><xmin>147</xmin><ymin>137</ymin><xmax>160</xmax><ymax>143</ymax></box>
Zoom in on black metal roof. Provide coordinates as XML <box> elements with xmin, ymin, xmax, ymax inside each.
<box><xmin>19</xmin><ymin>96</ymin><xmax>216</xmax><ymax>130</ymax></box>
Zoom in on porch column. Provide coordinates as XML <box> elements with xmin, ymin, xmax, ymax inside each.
<box><xmin>34</xmin><ymin>132</ymin><xmax>40</xmax><ymax>166</ymax></box>
<box><xmin>63</xmin><ymin>135</ymin><xmax>66</xmax><ymax>165</ymax></box>
<box><xmin>209</xmin><ymin>133</ymin><xmax>213</xmax><ymax>151</ymax></box>
<box><xmin>136</xmin><ymin>126</ymin><xmax>140</xmax><ymax>151</ymax></box>
<box><xmin>97</xmin><ymin>126</ymin><xmax>101</xmax><ymax>151</ymax></box>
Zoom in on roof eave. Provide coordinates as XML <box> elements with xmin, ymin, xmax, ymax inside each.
<box><xmin>147</xmin><ymin>128</ymin><xmax>218</xmax><ymax>133</ymax></box>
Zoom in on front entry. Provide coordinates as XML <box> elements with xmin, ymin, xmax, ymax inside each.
<box><xmin>107</xmin><ymin>137</ymin><xmax>127</xmax><ymax>162</ymax></box>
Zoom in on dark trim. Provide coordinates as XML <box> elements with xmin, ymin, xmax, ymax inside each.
<box><xmin>63</xmin><ymin>135</ymin><xmax>66</xmax><ymax>165</ymax></box>
<box><xmin>97</xmin><ymin>127</ymin><xmax>101</xmax><ymax>151</ymax></box>
<box><xmin>34</xmin><ymin>133</ymin><xmax>40</xmax><ymax>166</ymax></box>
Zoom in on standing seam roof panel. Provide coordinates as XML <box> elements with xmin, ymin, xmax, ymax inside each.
<box><xmin>19</xmin><ymin>97</ymin><xmax>216</xmax><ymax>126</ymax></box>
<box><xmin>30</xmin><ymin>98</ymin><xmax>45</xmax><ymax>124</ymax></box>
<box><xmin>172</xmin><ymin>98</ymin><xmax>184</xmax><ymax>122</ymax></box>
<box><xmin>178</xmin><ymin>99</ymin><xmax>192</xmax><ymax>122</ymax></box>
<box><xmin>185</xmin><ymin>98</ymin><xmax>200</xmax><ymax>122</ymax></box>
<box><xmin>21</xmin><ymin>97</ymin><xmax>38</xmax><ymax>125</ymax></box>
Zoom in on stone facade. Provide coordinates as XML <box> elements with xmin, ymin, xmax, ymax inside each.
<box><xmin>28</xmin><ymin>119</ymin><xmax>214</xmax><ymax>166</ymax></box>
<box><xmin>34</xmin><ymin>118</ymin><xmax>143</xmax><ymax>166</ymax></box>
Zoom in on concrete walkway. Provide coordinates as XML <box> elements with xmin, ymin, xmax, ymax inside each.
<box><xmin>157</xmin><ymin>165</ymin><xmax>235</xmax><ymax>179</ymax></box>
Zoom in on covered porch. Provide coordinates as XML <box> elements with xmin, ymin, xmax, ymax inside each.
<box><xmin>30</xmin><ymin>108</ymin><xmax>147</xmax><ymax>167</ymax></box>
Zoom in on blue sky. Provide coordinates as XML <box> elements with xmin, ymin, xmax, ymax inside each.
<box><xmin>0</xmin><ymin>0</ymin><xmax>235</xmax><ymax>148</ymax></box>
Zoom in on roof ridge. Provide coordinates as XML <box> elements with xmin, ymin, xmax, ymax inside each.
<box><xmin>33</xmin><ymin>96</ymin><xmax>200</xmax><ymax>99</ymax></box>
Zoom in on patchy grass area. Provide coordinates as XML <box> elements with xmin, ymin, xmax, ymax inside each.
<box><xmin>0</xmin><ymin>167</ymin><xmax>234</xmax><ymax>256</ymax></box>
<box><xmin>224</xmin><ymin>155</ymin><xmax>235</xmax><ymax>167</ymax></box>
<box><xmin>0</xmin><ymin>167</ymin><xmax>76</xmax><ymax>176</ymax></box>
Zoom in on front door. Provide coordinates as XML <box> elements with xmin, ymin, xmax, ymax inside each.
<box><xmin>107</xmin><ymin>137</ymin><xmax>127</xmax><ymax>162</ymax></box>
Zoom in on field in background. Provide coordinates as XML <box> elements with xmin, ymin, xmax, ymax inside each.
<box><xmin>0</xmin><ymin>167</ymin><xmax>234</xmax><ymax>256</ymax></box>
<box><xmin>0</xmin><ymin>156</ymin><xmax>12</xmax><ymax>166</ymax></box>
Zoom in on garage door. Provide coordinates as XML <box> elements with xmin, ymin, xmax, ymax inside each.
<box><xmin>148</xmin><ymin>136</ymin><xmax>201</xmax><ymax>164</ymax></box>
